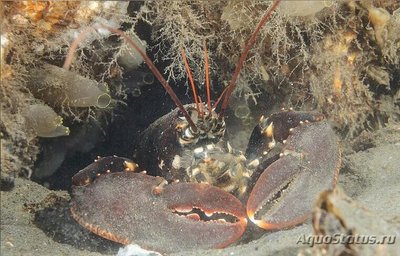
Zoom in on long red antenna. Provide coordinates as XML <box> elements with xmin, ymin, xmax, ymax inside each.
<box><xmin>63</xmin><ymin>26</ymin><xmax>96</xmax><ymax>70</ymax></box>
<box><xmin>212</xmin><ymin>85</ymin><xmax>229</xmax><ymax>110</ymax></box>
<box><xmin>219</xmin><ymin>0</ymin><xmax>281</xmax><ymax>119</ymax></box>
<box><xmin>95</xmin><ymin>24</ymin><xmax>197</xmax><ymax>132</ymax></box>
<box><xmin>204</xmin><ymin>41</ymin><xmax>212</xmax><ymax>117</ymax></box>
<box><xmin>180</xmin><ymin>48</ymin><xmax>202</xmax><ymax>117</ymax></box>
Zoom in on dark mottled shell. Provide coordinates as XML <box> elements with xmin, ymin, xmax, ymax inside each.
<box><xmin>133</xmin><ymin>104</ymin><xmax>227</xmax><ymax>182</ymax></box>
<box><xmin>133</xmin><ymin>106</ymin><xmax>182</xmax><ymax>180</ymax></box>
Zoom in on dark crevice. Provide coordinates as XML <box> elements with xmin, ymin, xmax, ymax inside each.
<box><xmin>173</xmin><ymin>207</ymin><xmax>239</xmax><ymax>223</ymax></box>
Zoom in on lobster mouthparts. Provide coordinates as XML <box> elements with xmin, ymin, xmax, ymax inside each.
<box><xmin>70</xmin><ymin>161</ymin><xmax>247</xmax><ymax>253</ymax></box>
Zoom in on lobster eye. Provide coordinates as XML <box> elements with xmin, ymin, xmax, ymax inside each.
<box><xmin>178</xmin><ymin>107</ymin><xmax>197</xmax><ymax>120</ymax></box>
<box><xmin>177</xmin><ymin>109</ymin><xmax>187</xmax><ymax>120</ymax></box>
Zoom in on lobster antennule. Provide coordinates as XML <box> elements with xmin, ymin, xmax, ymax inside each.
<box><xmin>218</xmin><ymin>0</ymin><xmax>282</xmax><ymax>119</ymax></box>
<box><xmin>181</xmin><ymin>48</ymin><xmax>202</xmax><ymax>117</ymax></box>
<box><xmin>212</xmin><ymin>85</ymin><xmax>229</xmax><ymax>110</ymax></box>
<box><xmin>204</xmin><ymin>41</ymin><xmax>212</xmax><ymax>117</ymax></box>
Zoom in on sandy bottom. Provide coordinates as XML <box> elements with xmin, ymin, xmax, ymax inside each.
<box><xmin>1</xmin><ymin>125</ymin><xmax>399</xmax><ymax>256</ymax></box>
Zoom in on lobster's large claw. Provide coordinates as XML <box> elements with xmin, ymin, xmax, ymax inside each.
<box><xmin>70</xmin><ymin>157</ymin><xmax>247</xmax><ymax>253</ymax></box>
<box><xmin>247</xmin><ymin>121</ymin><xmax>340</xmax><ymax>230</ymax></box>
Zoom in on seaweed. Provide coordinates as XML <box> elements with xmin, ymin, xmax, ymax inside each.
<box><xmin>141</xmin><ymin>0</ymin><xmax>399</xmax><ymax>138</ymax></box>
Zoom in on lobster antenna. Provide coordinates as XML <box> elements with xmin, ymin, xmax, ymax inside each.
<box><xmin>180</xmin><ymin>48</ymin><xmax>202</xmax><ymax>117</ymax></box>
<box><xmin>218</xmin><ymin>0</ymin><xmax>281</xmax><ymax>119</ymax></box>
<box><xmin>96</xmin><ymin>24</ymin><xmax>198</xmax><ymax>131</ymax></box>
<box><xmin>70</xmin><ymin>23</ymin><xmax>198</xmax><ymax>132</ymax></box>
<box><xmin>63</xmin><ymin>26</ymin><xmax>96</xmax><ymax>70</ymax></box>
<box><xmin>204</xmin><ymin>41</ymin><xmax>212</xmax><ymax>117</ymax></box>
<box><xmin>212</xmin><ymin>85</ymin><xmax>229</xmax><ymax>110</ymax></box>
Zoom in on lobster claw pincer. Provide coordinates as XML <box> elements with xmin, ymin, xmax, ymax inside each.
<box><xmin>246</xmin><ymin>112</ymin><xmax>341</xmax><ymax>230</ymax></box>
<box><xmin>70</xmin><ymin>156</ymin><xmax>247</xmax><ymax>253</ymax></box>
